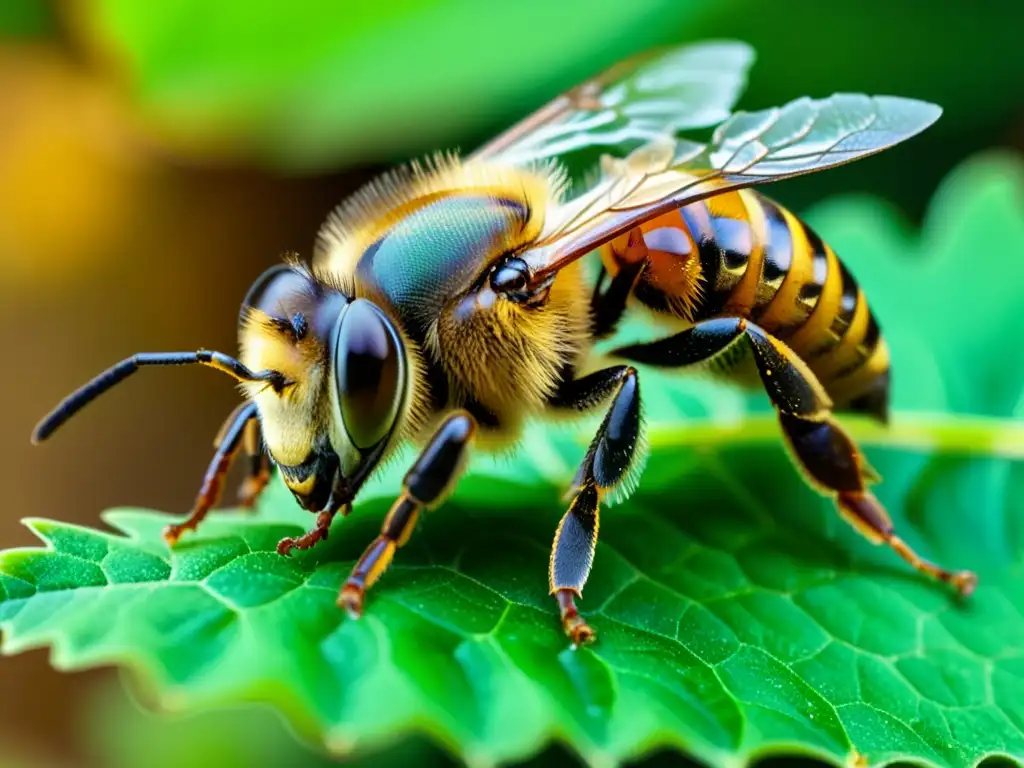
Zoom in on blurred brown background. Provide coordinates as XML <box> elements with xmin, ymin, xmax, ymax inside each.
<box><xmin>0</xmin><ymin>33</ymin><xmax>375</xmax><ymax>767</ymax></box>
<box><xmin>2</xmin><ymin>0</ymin><xmax>1024</xmax><ymax>764</ymax></box>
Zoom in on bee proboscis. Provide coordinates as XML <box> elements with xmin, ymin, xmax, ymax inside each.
<box><xmin>33</xmin><ymin>41</ymin><xmax>976</xmax><ymax>645</ymax></box>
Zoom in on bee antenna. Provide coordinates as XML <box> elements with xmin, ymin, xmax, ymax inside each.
<box><xmin>31</xmin><ymin>351</ymin><xmax>289</xmax><ymax>444</ymax></box>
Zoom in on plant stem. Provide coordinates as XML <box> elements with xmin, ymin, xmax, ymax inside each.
<box><xmin>646</xmin><ymin>412</ymin><xmax>1024</xmax><ymax>459</ymax></box>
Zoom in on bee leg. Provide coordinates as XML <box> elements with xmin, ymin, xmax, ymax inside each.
<box><xmin>236</xmin><ymin>416</ymin><xmax>272</xmax><ymax>509</ymax></box>
<box><xmin>276</xmin><ymin>508</ymin><xmax>340</xmax><ymax>556</ymax></box>
<box><xmin>779</xmin><ymin>413</ymin><xmax>976</xmax><ymax>595</ymax></box>
<box><xmin>547</xmin><ymin>365</ymin><xmax>643</xmax><ymax>645</ymax></box>
<box><xmin>551</xmin><ymin>483</ymin><xmax>600</xmax><ymax>646</ymax></box>
<box><xmin>591</xmin><ymin>228</ymin><xmax>647</xmax><ymax>338</ymax></box>
<box><xmin>164</xmin><ymin>401</ymin><xmax>258</xmax><ymax>546</ymax></box>
<box><xmin>613</xmin><ymin>318</ymin><xmax>978</xmax><ymax>596</ymax></box>
<box><xmin>338</xmin><ymin>411</ymin><xmax>477</xmax><ymax>618</ymax></box>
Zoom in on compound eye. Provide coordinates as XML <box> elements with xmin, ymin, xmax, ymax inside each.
<box><xmin>241</xmin><ymin>265</ymin><xmax>310</xmax><ymax>321</ymax></box>
<box><xmin>489</xmin><ymin>257</ymin><xmax>530</xmax><ymax>294</ymax></box>
<box><xmin>333</xmin><ymin>299</ymin><xmax>404</xmax><ymax>450</ymax></box>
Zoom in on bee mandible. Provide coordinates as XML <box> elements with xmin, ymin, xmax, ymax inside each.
<box><xmin>32</xmin><ymin>42</ymin><xmax>976</xmax><ymax>645</ymax></box>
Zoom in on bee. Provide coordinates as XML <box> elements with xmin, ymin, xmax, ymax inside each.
<box><xmin>32</xmin><ymin>41</ymin><xmax>977</xmax><ymax>645</ymax></box>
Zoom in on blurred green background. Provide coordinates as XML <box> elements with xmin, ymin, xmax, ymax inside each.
<box><xmin>1</xmin><ymin>1</ymin><xmax>1022</xmax><ymax>765</ymax></box>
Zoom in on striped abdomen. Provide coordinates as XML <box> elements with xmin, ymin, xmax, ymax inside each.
<box><xmin>598</xmin><ymin>188</ymin><xmax>890</xmax><ymax>420</ymax></box>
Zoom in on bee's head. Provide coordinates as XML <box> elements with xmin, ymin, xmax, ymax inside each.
<box><xmin>240</xmin><ymin>264</ymin><xmax>412</xmax><ymax>512</ymax></box>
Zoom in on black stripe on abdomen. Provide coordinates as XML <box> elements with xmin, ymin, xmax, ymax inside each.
<box><xmin>680</xmin><ymin>202</ymin><xmax>724</xmax><ymax>316</ymax></box>
<box><xmin>830</xmin><ymin>261</ymin><xmax>859</xmax><ymax>338</ymax></box>
<box><xmin>832</xmin><ymin>311</ymin><xmax>883</xmax><ymax>379</ymax></box>
<box><xmin>681</xmin><ymin>201</ymin><xmax>751</xmax><ymax>320</ymax></box>
<box><xmin>861</xmin><ymin>313</ymin><xmax>882</xmax><ymax>355</ymax></box>
<box><xmin>751</xmin><ymin>198</ymin><xmax>793</xmax><ymax>320</ymax></box>
<box><xmin>796</xmin><ymin>220</ymin><xmax>829</xmax><ymax>317</ymax></box>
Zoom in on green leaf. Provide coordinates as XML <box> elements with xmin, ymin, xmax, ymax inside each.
<box><xmin>77</xmin><ymin>0</ymin><xmax>711</xmax><ymax>170</ymax></box>
<box><xmin>4</xmin><ymin>426</ymin><xmax>1024</xmax><ymax>767</ymax></box>
<box><xmin>82</xmin><ymin>680</ymin><xmax>358</xmax><ymax>768</ymax></box>
<box><xmin>0</xmin><ymin>0</ymin><xmax>52</xmax><ymax>38</ymax></box>
<box><xmin>74</xmin><ymin>1</ymin><xmax>1024</xmax><ymax>181</ymax></box>
<box><xmin>3</xmin><ymin>154</ymin><xmax>1024</xmax><ymax>767</ymax></box>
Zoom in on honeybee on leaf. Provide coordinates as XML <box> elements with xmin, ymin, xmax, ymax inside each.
<box><xmin>33</xmin><ymin>41</ymin><xmax>977</xmax><ymax>645</ymax></box>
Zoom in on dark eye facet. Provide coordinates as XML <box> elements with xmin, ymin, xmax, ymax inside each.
<box><xmin>333</xmin><ymin>299</ymin><xmax>404</xmax><ymax>450</ymax></box>
<box><xmin>489</xmin><ymin>257</ymin><xmax>530</xmax><ymax>294</ymax></box>
<box><xmin>241</xmin><ymin>265</ymin><xmax>310</xmax><ymax>321</ymax></box>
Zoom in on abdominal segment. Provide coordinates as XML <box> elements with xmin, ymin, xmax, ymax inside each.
<box><xmin>598</xmin><ymin>188</ymin><xmax>890</xmax><ymax>419</ymax></box>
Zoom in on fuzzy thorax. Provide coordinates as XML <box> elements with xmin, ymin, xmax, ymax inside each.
<box><xmin>313</xmin><ymin>152</ymin><xmax>566</xmax><ymax>280</ymax></box>
<box><xmin>431</xmin><ymin>257</ymin><xmax>590</xmax><ymax>429</ymax></box>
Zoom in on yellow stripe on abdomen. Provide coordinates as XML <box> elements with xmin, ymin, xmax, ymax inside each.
<box><xmin>720</xmin><ymin>189</ymin><xmax>768</xmax><ymax>316</ymax></box>
<box><xmin>775</xmin><ymin>247</ymin><xmax>841</xmax><ymax>358</ymax></box>
<box><xmin>828</xmin><ymin>338</ymin><xmax>890</xmax><ymax>406</ymax></box>
<box><xmin>811</xmin><ymin>287</ymin><xmax>871</xmax><ymax>380</ymax></box>
<box><xmin>755</xmin><ymin>200</ymin><xmax>820</xmax><ymax>336</ymax></box>
<box><xmin>728</xmin><ymin>194</ymin><xmax>889</xmax><ymax>411</ymax></box>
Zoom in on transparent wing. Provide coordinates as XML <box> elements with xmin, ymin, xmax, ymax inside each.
<box><xmin>470</xmin><ymin>41</ymin><xmax>755</xmax><ymax>167</ymax></box>
<box><xmin>524</xmin><ymin>93</ymin><xmax>942</xmax><ymax>285</ymax></box>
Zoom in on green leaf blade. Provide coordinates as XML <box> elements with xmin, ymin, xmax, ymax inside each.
<box><xmin>5</xmin><ymin>434</ymin><xmax>1024</xmax><ymax>766</ymax></box>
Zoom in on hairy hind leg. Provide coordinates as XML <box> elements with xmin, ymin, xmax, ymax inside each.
<box><xmin>613</xmin><ymin>317</ymin><xmax>977</xmax><ymax>596</ymax></box>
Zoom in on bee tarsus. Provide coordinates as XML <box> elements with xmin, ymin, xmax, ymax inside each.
<box><xmin>277</xmin><ymin>509</ymin><xmax>338</xmax><ymax>557</ymax></box>
<box><xmin>555</xmin><ymin>588</ymin><xmax>596</xmax><ymax>648</ymax></box>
